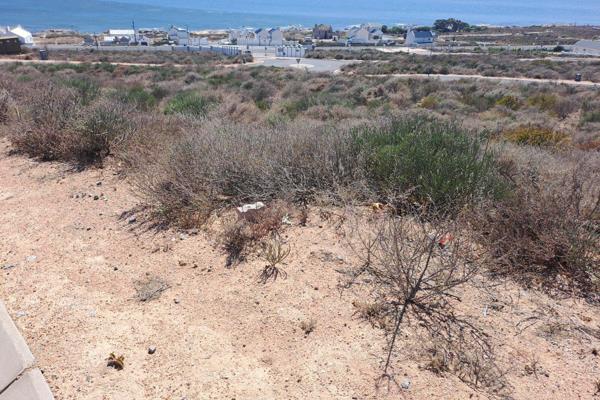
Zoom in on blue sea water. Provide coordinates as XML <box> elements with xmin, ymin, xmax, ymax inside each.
<box><xmin>1</xmin><ymin>0</ymin><xmax>599</xmax><ymax>33</ymax></box>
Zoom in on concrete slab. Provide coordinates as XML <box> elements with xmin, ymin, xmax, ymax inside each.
<box><xmin>0</xmin><ymin>369</ymin><xmax>54</xmax><ymax>400</ymax></box>
<box><xmin>0</xmin><ymin>301</ymin><xmax>34</xmax><ymax>392</ymax></box>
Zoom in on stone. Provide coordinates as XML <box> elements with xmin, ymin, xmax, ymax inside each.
<box><xmin>15</xmin><ymin>311</ymin><xmax>27</xmax><ymax>318</ymax></box>
<box><xmin>96</xmin><ymin>181</ymin><xmax>102</xmax><ymax>186</ymax></box>
<box><xmin>1</xmin><ymin>264</ymin><xmax>17</xmax><ymax>271</ymax></box>
<box><xmin>93</xmin><ymin>195</ymin><xmax>99</xmax><ymax>201</ymax></box>
<box><xmin>26</xmin><ymin>256</ymin><xmax>37</xmax><ymax>263</ymax></box>
<box><xmin>148</xmin><ymin>346</ymin><xmax>156</xmax><ymax>355</ymax></box>
<box><xmin>0</xmin><ymin>301</ymin><xmax>35</xmax><ymax>392</ymax></box>
<box><xmin>401</xmin><ymin>379</ymin><xmax>410</xmax><ymax>390</ymax></box>
<box><xmin>127</xmin><ymin>216</ymin><xmax>137</xmax><ymax>224</ymax></box>
<box><xmin>174</xmin><ymin>298</ymin><xmax>180</xmax><ymax>304</ymax></box>
<box><xmin>0</xmin><ymin>369</ymin><xmax>54</xmax><ymax>400</ymax></box>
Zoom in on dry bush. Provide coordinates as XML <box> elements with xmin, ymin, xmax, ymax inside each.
<box><xmin>425</xmin><ymin>338</ymin><xmax>508</xmax><ymax>393</ymax></box>
<box><xmin>133</xmin><ymin>118</ymin><xmax>361</xmax><ymax>223</ymax></box>
<box><xmin>134</xmin><ymin>275</ymin><xmax>169</xmax><ymax>302</ymax></box>
<box><xmin>474</xmin><ymin>151</ymin><xmax>600</xmax><ymax>296</ymax></box>
<box><xmin>0</xmin><ymin>89</ymin><xmax>14</xmax><ymax>125</ymax></box>
<box><xmin>342</xmin><ymin>210</ymin><xmax>500</xmax><ymax>391</ymax></box>
<box><xmin>8</xmin><ymin>80</ymin><xmax>134</xmax><ymax>166</ymax></box>
<box><xmin>223</xmin><ymin>203</ymin><xmax>287</xmax><ymax>267</ymax></box>
<box><xmin>300</xmin><ymin>318</ymin><xmax>316</xmax><ymax>336</ymax></box>
<box><xmin>10</xmin><ymin>82</ymin><xmax>79</xmax><ymax>161</ymax></box>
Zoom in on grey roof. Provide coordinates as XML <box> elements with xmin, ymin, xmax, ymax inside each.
<box><xmin>0</xmin><ymin>33</ymin><xmax>18</xmax><ymax>40</ymax></box>
<box><xmin>413</xmin><ymin>31</ymin><xmax>433</xmax><ymax>39</ymax></box>
<box><xmin>575</xmin><ymin>40</ymin><xmax>600</xmax><ymax>50</ymax></box>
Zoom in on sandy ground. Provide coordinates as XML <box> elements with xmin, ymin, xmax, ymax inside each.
<box><xmin>1</xmin><ymin>138</ymin><xmax>599</xmax><ymax>399</ymax></box>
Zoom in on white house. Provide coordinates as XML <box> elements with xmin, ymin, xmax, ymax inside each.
<box><xmin>168</xmin><ymin>26</ymin><xmax>189</xmax><ymax>45</ymax></box>
<box><xmin>573</xmin><ymin>40</ymin><xmax>600</xmax><ymax>56</ymax></box>
<box><xmin>2</xmin><ymin>25</ymin><xmax>33</xmax><ymax>45</ymax></box>
<box><xmin>405</xmin><ymin>28</ymin><xmax>435</xmax><ymax>47</ymax></box>
<box><xmin>346</xmin><ymin>25</ymin><xmax>382</xmax><ymax>45</ymax></box>
<box><xmin>229</xmin><ymin>28</ymin><xmax>283</xmax><ymax>46</ymax></box>
<box><xmin>268</xmin><ymin>28</ymin><xmax>284</xmax><ymax>45</ymax></box>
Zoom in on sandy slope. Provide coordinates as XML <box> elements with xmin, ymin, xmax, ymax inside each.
<box><xmin>0</xmin><ymin>138</ymin><xmax>599</xmax><ymax>400</ymax></box>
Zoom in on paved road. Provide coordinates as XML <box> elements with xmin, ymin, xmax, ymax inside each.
<box><xmin>366</xmin><ymin>73</ymin><xmax>600</xmax><ymax>87</ymax></box>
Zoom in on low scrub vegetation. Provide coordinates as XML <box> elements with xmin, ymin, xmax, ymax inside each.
<box><xmin>0</xmin><ymin>51</ymin><xmax>599</xmax><ymax>398</ymax></box>
<box><xmin>0</xmin><ymin>61</ymin><xmax>598</xmax><ymax>299</ymax></box>
<box><xmin>313</xmin><ymin>50</ymin><xmax>600</xmax><ymax>83</ymax></box>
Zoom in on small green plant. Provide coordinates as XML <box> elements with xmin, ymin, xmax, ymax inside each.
<box><xmin>64</xmin><ymin>77</ymin><xmax>99</xmax><ymax>105</ymax></box>
<box><xmin>164</xmin><ymin>91</ymin><xmax>215</xmax><ymax>117</ymax></box>
<box><xmin>116</xmin><ymin>86</ymin><xmax>157</xmax><ymax>111</ymax></box>
<box><xmin>259</xmin><ymin>233</ymin><xmax>291</xmax><ymax>283</ymax></box>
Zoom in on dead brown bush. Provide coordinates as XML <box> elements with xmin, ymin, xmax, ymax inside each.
<box><xmin>223</xmin><ymin>203</ymin><xmax>287</xmax><ymax>267</ymax></box>
<box><xmin>342</xmin><ymin>210</ymin><xmax>502</xmax><ymax>392</ymax></box>
<box><xmin>474</xmin><ymin>154</ymin><xmax>600</xmax><ymax>297</ymax></box>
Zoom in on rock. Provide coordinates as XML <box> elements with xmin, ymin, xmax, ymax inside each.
<box><xmin>1</xmin><ymin>264</ymin><xmax>17</xmax><ymax>270</ymax></box>
<box><xmin>401</xmin><ymin>379</ymin><xmax>410</xmax><ymax>390</ymax></box>
<box><xmin>127</xmin><ymin>216</ymin><xmax>137</xmax><ymax>224</ymax></box>
<box><xmin>26</xmin><ymin>255</ymin><xmax>37</xmax><ymax>263</ymax></box>
<box><xmin>174</xmin><ymin>298</ymin><xmax>180</xmax><ymax>304</ymax></box>
<box><xmin>236</xmin><ymin>202</ymin><xmax>265</xmax><ymax>213</ymax></box>
<box><xmin>15</xmin><ymin>311</ymin><xmax>27</xmax><ymax>318</ymax></box>
<box><xmin>179</xmin><ymin>233</ymin><xmax>188</xmax><ymax>240</ymax></box>
<box><xmin>148</xmin><ymin>346</ymin><xmax>156</xmax><ymax>355</ymax></box>
<box><xmin>93</xmin><ymin>195</ymin><xmax>99</xmax><ymax>200</ymax></box>
<box><xmin>96</xmin><ymin>181</ymin><xmax>102</xmax><ymax>186</ymax></box>
<box><xmin>188</xmin><ymin>228</ymin><xmax>199</xmax><ymax>236</ymax></box>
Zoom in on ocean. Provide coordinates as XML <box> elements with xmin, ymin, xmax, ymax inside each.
<box><xmin>1</xmin><ymin>0</ymin><xmax>599</xmax><ymax>33</ymax></box>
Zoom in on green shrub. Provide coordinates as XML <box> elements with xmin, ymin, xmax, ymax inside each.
<box><xmin>355</xmin><ymin>117</ymin><xmax>506</xmax><ymax>212</ymax></box>
<box><xmin>67</xmin><ymin>103</ymin><xmax>131</xmax><ymax>165</ymax></box>
<box><xmin>64</xmin><ymin>77</ymin><xmax>99</xmax><ymax>105</ymax></box>
<box><xmin>164</xmin><ymin>91</ymin><xmax>216</xmax><ymax>117</ymax></box>
<box><xmin>504</xmin><ymin>125</ymin><xmax>568</xmax><ymax>146</ymax></box>
<box><xmin>496</xmin><ymin>95</ymin><xmax>521</xmax><ymax>111</ymax></box>
<box><xmin>116</xmin><ymin>86</ymin><xmax>157</xmax><ymax>111</ymax></box>
<box><xmin>582</xmin><ymin>111</ymin><xmax>600</xmax><ymax>124</ymax></box>
<box><xmin>527</xmin><ymin>93</ymin><xmax>557</xmax><ymax>112</ymax></box>
<box><xmin>418</xmin><ymin>95</ymin><xmax>438</xmax><ymax>109</ymax></box>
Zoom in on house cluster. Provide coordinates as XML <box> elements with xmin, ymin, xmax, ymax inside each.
<box><xmin>0</xmin><ymin>25</ymin><xmax>33</xmax><ymax>44</ymax></box>
<box><xmin>228</xmin><ymin>28</ymin><xmax>284</xmax><ymax>46</ymax></box>
<box><xmin>0</xmin><ymin>25</ymin><xmax>33</xmax><ymax>54</ymax></box>
<box><xmin>95</xmin><ymin>25</ymin><xmax>210</xmax><ymax>46</ymax></box>
<box><xmin>346</xmin><ymin>24</ymin><xmax>384</xmax><ymax>45</ymax></box>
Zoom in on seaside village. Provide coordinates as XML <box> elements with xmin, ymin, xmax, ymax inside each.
<box><xmin>0</xmin><ymin>22</ymin><xmax>489</xmax><ymax>58</ymax></box>
<box><xmin>2</xmin><ymin>21</ymin><xmax>600</xmax><ymax>59</ymax></box>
